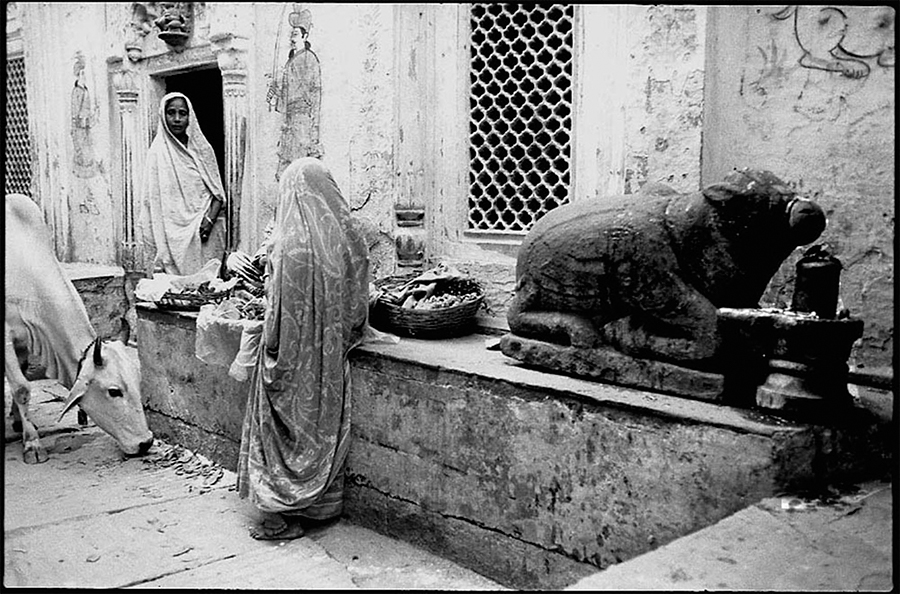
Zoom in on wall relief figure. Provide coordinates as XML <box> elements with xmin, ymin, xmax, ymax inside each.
<box><xmin>153</xmin><ymin>1</ymin><xmax>193</xmax><ymax>49</ymax></box>
<box><xmin>71</xmin><ymin>52</ymin><xmax>100</xmax><ymax>181</ymax></box>
<box><xmin>772</xmin><ymin>5</ymin><xmax>895</xmax><ymax>79</ymax></box>
<box><xmin>267</xmin><ymin>4</ymin><xmax>323</xmax><ymax>181</ymax></box>
<box><xmin>70</xmin><ymin>51</ymin><xmax>116</xmax><ymax>263</ymax></box>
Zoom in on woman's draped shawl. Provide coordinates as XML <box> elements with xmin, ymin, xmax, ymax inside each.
<box><xmin>139</xmin><ymin>92</ymin><xmax>226</xmax><ymax>275</ymax></box>
<box><xmin>237</xmin><ymin>158</ymin><xmax>370</xmax><ymax>518</ymax></box>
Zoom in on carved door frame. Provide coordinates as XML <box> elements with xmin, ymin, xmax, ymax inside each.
<box><xmin>109</xmin><ymin>36</ymin><xmax>248</xmax><ymax>272</ymax></box>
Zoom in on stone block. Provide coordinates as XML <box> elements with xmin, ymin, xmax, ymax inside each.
<box><xmin>64</xmin><ymin>263</ymin><xmax>130</xmax><ymax>340</ymax></box>
<box><xmin>137</xmin><ymin>305</ymin><xmax>247</xmax><ymax>470</ymax></box>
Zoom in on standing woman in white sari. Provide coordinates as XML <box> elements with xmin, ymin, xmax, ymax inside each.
<box><xmin>139</xmin><ymin>92</ymin><xmax>226</xmax><ymax>275</ymax></box>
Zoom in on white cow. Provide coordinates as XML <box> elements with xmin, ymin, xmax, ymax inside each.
<box><xmin>5</xmin><ymin>193</ymin><xmax>154</xmax><ymax>463</ymax></box>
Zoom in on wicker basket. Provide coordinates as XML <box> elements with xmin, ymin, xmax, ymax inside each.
<box><xmin>371</xmin><ymin>275</ymin><xmax>484</xmax><ymax>339</ymax></box>
<box><xmin>156</xmin><ymin>289</ymin><xmax>231</xmax><ymax>311</ymax></box>
<box><xmin>373</xmin><ymin>295</ymin><xmax>483</xmax><ymax>339</ymax></box>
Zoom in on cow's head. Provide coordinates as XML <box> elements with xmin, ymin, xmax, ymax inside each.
<box><xmin>59</xmin><ymin>338</ymin><xmax>154</xmax><ymax>456</ymax></box>
<box><xmin>701</xmin><ymin>168</ymin><xmax>826</xmax><ymax>249</ymax></box>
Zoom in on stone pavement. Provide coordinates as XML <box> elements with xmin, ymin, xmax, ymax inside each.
<box><xmin>566</xmin><ymin>480</ymin><xmax>894</xmax><ymax>591</ymax></box>
<box><xmin>5</xmin><ymin>379</ymin><xmax>894</xmax><ymax>590</ymax></box>
<box><xmin>4</xmin><ymin>380</ymin><xmax>507</xmax><ymax>590</ymax></box>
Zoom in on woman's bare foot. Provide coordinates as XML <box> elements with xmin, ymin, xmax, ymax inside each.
<box><xmin>249</xmin><ymin>513</ymin><xmax>305</xmax><ymax>540</ymax></box>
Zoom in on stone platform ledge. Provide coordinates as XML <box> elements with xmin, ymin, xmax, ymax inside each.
<box><xmin>135</xmin><ymin>305</ymin><xmax>893</xmax><ymax>590</ymax></box>
<box><xmin>359</xmin><ymin>334</ymin><xmax>788</xmax><ymax>434</ymax></box>
<box><xmin>60</xmin><ymin>262</ymin><xmax>125</xmax><ymax>280</ymax></box>
<box><xmin>347</xmin><ymin>335</ymin><xmax>891</xmax><ymax>589</ymax></box>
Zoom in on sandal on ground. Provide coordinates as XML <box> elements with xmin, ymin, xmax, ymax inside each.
<box><xmin>249</xmin><ymin>514</ymin><xmax>305</xmax><ymax>541</ymax></box>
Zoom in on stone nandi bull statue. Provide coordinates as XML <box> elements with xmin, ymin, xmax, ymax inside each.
<box><xmin>503</xmin><ymin>169</ymin><xmax>826</xmax><ymax>380</ymax></box>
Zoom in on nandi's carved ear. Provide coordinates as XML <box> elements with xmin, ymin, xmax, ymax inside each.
<box><xmin>640</xmin><ymin>182</ymin><xmax>679</xmax><ymax>196</ymax></box>
<box><xmin>702</xmin><ymin>182</ymin><xmax>742</xmax><ymax>203</ymax></box>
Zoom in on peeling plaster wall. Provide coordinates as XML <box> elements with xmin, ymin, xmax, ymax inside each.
<box><xmin>437</xmin><ymin>5</ymin><xmax>710</xmax><ymax>322</ymax></box>
<box><xmin>11</xmin><ymin>3</ymin><xmax>891</xmax><ymax>368</ymax></box>
<box><xmin>702</xmin><ymin>6</ymin><xmax>895</xmax><ymax>369</ymax></box>
<box><xmin>244</xmin><ymin>3</ymin><xmax>398</xmax><ymax>280</ymax></box>
<box><xmin>17</xmin><ymin>3</ymin><xmax>119</xmax><ymax>265</ymax></box>
<box><xmin>622</xmin><ymin>5</ymin><xmax>706</xmax><ymax>194</ymax></box>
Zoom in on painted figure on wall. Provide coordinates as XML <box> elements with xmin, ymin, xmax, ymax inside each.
<box><xmin>68</xmin><ymin>51</ymin><xmax>116</xmax><ymax>264</ymax></box>
<box><xmin>268</xmin><ymin>4</ymin><xmax>323</xmax><ymax>181</ymax></box>
<box><xmin>71</xmin><ymin>52</ymin><xmax>100</xmax><ymax>181</ymax></box>
<box><xmin>772</xmin><ymin>5</ymin><xmax>895</xmax><ymax>79</ymax></box>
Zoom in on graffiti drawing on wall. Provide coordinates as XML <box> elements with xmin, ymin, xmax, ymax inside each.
<box><xmin>772</xmin><ymin>5</ymin><xmax>895</xmax><ymax>79</ymax></box>
<box><xmin>267</xmin><ymin>3</ymin><xmax>323</xmax><ymax>181</ymax></box>
<box><xmin>71</xmin><ymin>52</ymin><xmax>101</xmax><ymax>185</ymax></box>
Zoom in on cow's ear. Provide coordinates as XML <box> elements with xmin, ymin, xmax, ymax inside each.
<box><xmin>702</xmin><ymin>182</ymin><xmax>742</xmax><ymax>203</ymax></box>
<box><xmin>58</xmin><ymin>380</ymin><xmax>87</xmax><ymax>423</ymax></box>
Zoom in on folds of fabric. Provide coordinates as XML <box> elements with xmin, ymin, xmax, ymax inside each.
<box><xmin>138</xmin><ymin>91</ymin><xmax>227</xmax><ymax>275</ymax></box>
<box><xmin>237</xmin><ymin>157</ymin><xmax>369</xmax><ymax>519</ymax></box>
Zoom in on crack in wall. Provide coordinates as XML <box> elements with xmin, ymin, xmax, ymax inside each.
<box><xmin>147</xmin><ymin>408</ymin><xmax>238</xmax><ymax>443</ymax></box>
<box><xmin>348</xmin><ymin>471</ymin><xmax>588</xmax><ymax>565</ymax></box>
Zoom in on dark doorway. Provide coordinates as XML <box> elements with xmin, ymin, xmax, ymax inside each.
<box><xmin>164</xmin><ymin>68</ymin><xmax>225</xmax><ymax>182</ymax></box>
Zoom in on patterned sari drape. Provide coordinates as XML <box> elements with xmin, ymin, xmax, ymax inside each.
<box><xmin>237</xmin><ymin>157</ymin><xmax>369</xmax><ymax>519</ymax></box>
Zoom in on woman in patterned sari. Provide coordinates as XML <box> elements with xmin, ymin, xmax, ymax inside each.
<box><xmin>237</xmin><ymin>157</ymin><xmax>370</xmax><ymax>540</ymax></box>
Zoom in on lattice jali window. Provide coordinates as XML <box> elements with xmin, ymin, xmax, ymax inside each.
<box><xmin>468</xmin><ymin>3</ymin><xmax>573</xmax><ymax>233</ymax></box>
<box><xmin>5</xmin><ymin>56</ymin><xmax>33</xmax><ymax>196</ymax></box>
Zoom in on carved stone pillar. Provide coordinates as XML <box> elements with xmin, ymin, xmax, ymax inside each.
<box><xmin>211</xmin><ymin>34</ymin><xmax>249</xmax><ymax>250</ymax></box>
<box><xmin>393</xmin><ymin>5</ymin><xmax>435</xmax><ymax>270</ymax></box>
<box><xmin>111</xmin><ymin>67</ymin><xmax>142</xmax><ymax>271</ymax></box>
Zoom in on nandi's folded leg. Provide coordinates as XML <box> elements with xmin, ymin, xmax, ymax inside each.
<box><xmin>507</xmin><ymin>276</ymin><xmax>601</xmax><ymax>348</ymax></box>
<box><xmin>603</xmin><ymin>277</ymin><xmax>721</xmax><ymax>366</ymax></box>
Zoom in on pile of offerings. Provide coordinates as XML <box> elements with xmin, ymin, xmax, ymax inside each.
<box><xmin>135</xmin><ymin>259</ymin><xmax>236</xmax><ymax>311</ymax></box>
<box><xmin>136</xmin><ymin>248</ymin><xmax>267</xmax><ymax>314</ymax></box>
<box><xmin>222</xmin><ymin>251</ymin><xmax>264</xmax><ymax>296</ymax></box>
<box><xmin>370</xmin><ymin>263</ymin><xmax>484</xmax><ymax>339</ymax></box>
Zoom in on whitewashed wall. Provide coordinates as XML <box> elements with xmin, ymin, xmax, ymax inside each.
<box><xmin>702</xmin><ymin>6</ymin><xmax>895</xmax><ymax>369</ymax></box>
<box><xmin>9</xmin><ymin>3</ymin><xmax>893</xmax><ymax>368</ymax></box>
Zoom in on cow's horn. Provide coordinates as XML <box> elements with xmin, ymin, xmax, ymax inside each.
<box><xmin>93</xmin><ymin>338</ymin><xmax>104</xmax><ymax>366</ymax></box>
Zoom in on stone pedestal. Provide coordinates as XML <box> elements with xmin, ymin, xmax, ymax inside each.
<box><xmin>499</xmin><ymin>334</ymin><xmax>725</xmax><ymax>401</ymax></box>
<box><xmin>718</xmin><ymin>308</ymin><xmax>864</xmax><ymax>416</ymax></box>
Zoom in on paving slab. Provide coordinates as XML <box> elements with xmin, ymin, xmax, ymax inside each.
<box><xmin>4</xmin><ymin>380</ymin><xmax>506</xmax><ymax>590</ymax></box>
<box><xmin>566</xmin><ymin>480</ymin><xmax>894</xmax><ymax>591</ymax></box>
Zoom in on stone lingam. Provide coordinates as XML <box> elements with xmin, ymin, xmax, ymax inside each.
<box><xmin>718</xmin><ymin>245</ymin><xmax>863</xmax><ymax>416</ymax></box>
<box><xmin>500</xmin><ymin>168</ymin><xmax>863</xmax><ymax>417</ymax></box>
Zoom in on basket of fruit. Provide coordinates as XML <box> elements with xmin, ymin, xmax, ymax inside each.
<box><xmin>371</xmin><ymin>265</ymin><xmax>484</xmax><ymax>339</ymax></box>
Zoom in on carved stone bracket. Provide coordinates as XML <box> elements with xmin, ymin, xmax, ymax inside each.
<box><xmin>125</xmin><ymin>3</ymin><xmax>155</xmax><ymax>62</ymax></box>
<box><xmin>127</xmin><ymin>2</ymin><xmax>196</xmax><ymax>59</ymax></box>
<box><xmin>152</xmin><ymin>2</ymin><xmax>194</xmax><ymax>50</ymax></box>
<box><xmin>211</xmin><ymin>34</ymin><xmax>249</xmax><ymax>249</ymax></box>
